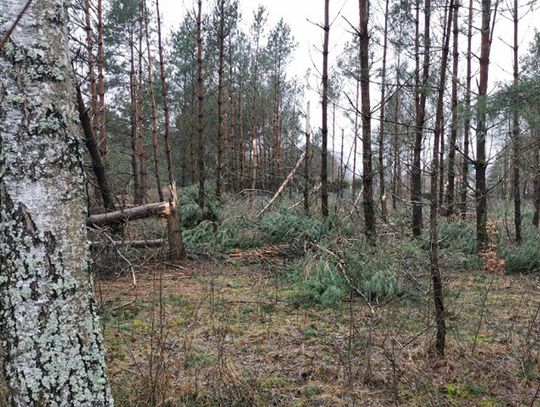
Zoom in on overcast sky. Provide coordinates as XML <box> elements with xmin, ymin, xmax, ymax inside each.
<box><xmin>157</xmin><ymin>0</ymin><xmax>539</xmax><ymax>164</ymax></box>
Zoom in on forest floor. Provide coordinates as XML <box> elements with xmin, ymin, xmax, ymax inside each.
<box><xmin>98</xmin><ymin>252</ymin><xmax>540</xmax><ymax>407</ymax></box>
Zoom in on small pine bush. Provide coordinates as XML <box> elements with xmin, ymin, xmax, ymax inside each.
<box><xmin>500</xmin><ymin>234</ymin><xmax>540</xmax><ymax>274</ymax></box>
<box><xmin>259</xmin><ymin>208</ymin><xmax>329</xmax><ymax>243</ymax></box>
<box><xmin>288</xmin><ymin>246</ymin><xmax>405</xmax><ymax>309</ymax></box>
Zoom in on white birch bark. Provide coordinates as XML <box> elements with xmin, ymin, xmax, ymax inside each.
<box><xmin>0</xmin><ymin>1</ymin><xmax>113</xmax><ymax>405</ymax></box>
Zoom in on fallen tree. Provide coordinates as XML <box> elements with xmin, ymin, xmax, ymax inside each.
<box><xmin>87</xmin><ymin>201</ymin><xmax>173</xmax><ymax>228</ymax></box>
<box><xmin>258</xmin><ymin>151</ymin><xmax>306</xmax><ymax>218</ymax></box>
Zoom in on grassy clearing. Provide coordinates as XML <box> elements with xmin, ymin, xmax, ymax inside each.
<box><xmin>99</xmin><ymin>261</ymin><xmax>539</xmax><ymax>406</ymax></box>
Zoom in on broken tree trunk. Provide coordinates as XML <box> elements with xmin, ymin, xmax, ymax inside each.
<box><xmin>258</xmin><ymin>152</ymin><xmax>306</xmax><ymax>218</ymax></box>
<box><xmin>87</xmin><ymin>201</ymin><xmax>173</xmax><ymax>228</ymax></box>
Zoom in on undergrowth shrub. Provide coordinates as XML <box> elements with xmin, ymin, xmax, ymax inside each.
<box><xmin>500</xmin><ymin>229</ymin><xmax>540</xmax><ymax>274</ymax></box>
<box><xmin>288</xmin><ymin>243</ymin><xmax>405</xmax><ymax>309</ymax></box>
<box><xmin>259</xmin><ymin>208</ymin><xmax>329</xmax><ymax>243</ymax></box>
<box><xmin>179</xmin><ymin>185</ymin><xmax>223</xmax><ymax>229</ymax></box>
<box><xmin>436</xmin><ymin>219</ymin><xmax>477</xmax><ymax>255</ymax></box>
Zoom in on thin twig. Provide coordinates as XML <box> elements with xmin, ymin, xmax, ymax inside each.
<box><xmin>0</xmin><ymin>0</ymin><xmax>35</xmax><ymax>51</ymax></box>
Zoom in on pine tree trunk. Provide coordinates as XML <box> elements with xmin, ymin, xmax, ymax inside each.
<box><xmin>429</xmin><ymin>0</ymin><xmax>454</xmax><ymax>357</ymax></box>
<box><xmin>321</xmin><ymin>0</ymin><xmax>330</xmax><ymax>218</ymax></box>
<box><xmin>379</xmin><ymin>0</ymin><xmax>390</xmax><ymax>222</ymax></box>
<box><xmin>512</xmin><ymin>0</ymin><xmax>522</xmax><ymax>244</ymax></box>
<box><xmin>533</xmin><ymin>129</ymin><xmax>540</xmax><ymax>228</ymax></box>
<box><xmin>392</xmin><ymin>55</ymin><xmax>402</xmax><ymax>211</ymax></box>
<box><xmin>359</xmin><ymin>0</ymin><xmax>376</xmax><ymax>240</ymax></box>
<box><xmin>304</xmin><ymin>101</ymin><xmax>311</xmax><ymax>214</ymax></box>
<box><xmin>0</xmin><ymin>1</ymin><xmax>113</xmax><ymax>404</ymax></box>
<box><xmin>129</xmin><ymin>31</ymin><xmax>140</xmax><ymax>204</ymax></box>
<box><xmin>143</xmin><ymin>0</ymin><xmax>164</xmax><ymax>203</ymax></box>
<box><xmin>156</xmin><ymin>0</ymin><xmax>185</xmax><ymax>260</ymax></box>
<box><xmin>136</xmin><ymin>12</ymin><xmax>147</xmax><ymax>205</ymax></box>
<box><xmin>196</xmin><ymin>0</ymin><xmax>206</xmax><ymax>210</ymax></box>
<box><xmin>446</xmin><ymin>3</ymin><xmax>460</xmax><ymax>215</ymax></box>
<box><xmin>215</xmin><ymin>0</ymin><xmax>226</xmax><ymax>198</ymax></box>
<box><xmin>96</xmin><ymin>0</ymin><xmax>107</xmax><ymax>159</ymax></box>
<box><xmin>352</xmin><ymin>80</ymin><xmax>359</xmax><ymax>201</ymax></box>
<box><xmin>84</xmin><ymin>0</ymin><xmax>98</xmax><ymax>135</ymax></box>
<box><xmin>411</xmin><ymin>0</ymin><xmax>431</xmax><ymax>237</ymax></box>
<box><xmin>461</xmin><ymin>0</ymin><xmax>473</xmax><ymax>218</ymax></box>
<box><xmin>475</xmin><ymin>0</ymin><xmax>493</xmax><ymax>251</ymax></box>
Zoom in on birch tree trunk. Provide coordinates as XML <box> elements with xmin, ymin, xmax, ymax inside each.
<box><xmin>0</xmin><ymin>0</ymin><xmax>113</xmax><ymax>405</ymax></box>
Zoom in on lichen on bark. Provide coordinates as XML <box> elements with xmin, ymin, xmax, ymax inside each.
<box><xmin>0</xmin><ymin>1</ymin><xmax>113</xmax><ymax>405</ymax></box>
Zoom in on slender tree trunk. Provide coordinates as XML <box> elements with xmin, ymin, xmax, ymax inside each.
<box><xmin>379</xmin><ymin>0</ymin><xmax>390</xmax><ymax>222</ymax></box>
<box><xmin>392</xmin><ymin>54</ymin><xmax>401</xmax><ymax>211</ymax></box>
<box><xmin>461</xmin><ymin>0</ymin><xmax>473</xmax><ymax>217</ymax></box>
<box><xmin>533</xmin><ymin>129</ymin><xmax>540</xmax><ymax>228</ymax></box>
<box><xmin>129</xmin><ymin>31</ymin><xmax>140</xmax><ymax>204</ymax></box>
<box><xmin>215</xmin><ymin>0</ymin><xmax>226</xmax><ymax>198</ymax></box>
<box><xmin>321</xmin><ymin>0</ymin><xmax>330</xmax><ymax>218</ymax></box>
<box><xmin>439</xmin><ymin>110</ymin><xmax>445</xmax><ymax>208</ymax></box>
<box><xmin>446</xmin><ymin>2</ymin><xmax>460</xmax><ymax>215</ymax></box>
<box><xmin>156</xmin><ymin>0</ymin><xmax>185</xmax><ymax>260</ymax></box>
<box><xmin>359</xmin><ymin>0</ymin><xmax>376</xmax><ymax>240</ymax></box>
<box><xmin>352</xmin><ymin>80</ymin><xmax>360</xmax><ymax>200</ymax></box>
<box><xmin>190</xmin><ymin>83</ymin><xmax>196</xmax><ymax>185</ymax></box>
<box><xmin>304</xmin><ymin>101</ymin><xmax>311</xmax><ymax>214</ymax></box>
<box><xmin>196</xmin><ymin>0</ymin><xmax>206</xmax><ymax>210</ymax></box>
<box><xmin>0</xmin><ymin>1</ymin><xmax>113</xmax><ymax>403</ymax></box>
<box><xmin>412</xmin><ymin>0</ymin><xmax>431</xmax><ymax>237</ymax></box>
<box><xmin>512</xmin><ymin>0</ymin><xmax>522</xmax><ymax>243</ymax></box>
<box><xmin>84</xmin><ymin>0</ymin><xmax>98</xmax><ymax>135</ymax></box>
<box><xmin>96</xmin><ymin>0</ymin><xmax>106</xmax><ymax>159</ymax></box>
<box><xmin>136</xmin><ymin>11</ymin><xmax>147</xmax><ymax>205</ymax></box>
<box><xmin>143</xmin><ymin>0</ymin><xmax>164</xmax><ymax>203</ymax></box>
<box><xmin>430</xmin><ymin>0</ymin><xmax>454</xmax><ymax>357</ymax></box>
<box><xmin>332</xmin><ymin>102</ymin><xmax>336</xmax><ymax>182</ymax></box>
<box><xmin>475</xmin><ymin>0</ymin><xmax>493</xmax><ymax>251</ymax></box>
<box><xmin>76</xmin><ymin>85</ymin><xmax>116</xmax><ymax>213</ymax></box>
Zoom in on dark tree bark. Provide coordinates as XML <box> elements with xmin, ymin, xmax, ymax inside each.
<box><xmin>84</xmin><ymin>0</ymin><xmax>98</xmax><ymax>136</ymax></box>
<box><xmin>321</xmin><ymin>0</ymin><xmax>330</xmax><ymax>218</ymax></box>
<box><xmin>446</xmin><ymin>2</ymin><xmax>460</xmax><ymax>215</ymax></box>
<box><xmin>96</xmin><ymin>0</ymin><xmax>106</xmax><ymax>159</ymax></box>
<box><xmin>359</xmin><ymin>0</ymin><xmax>376</xmax><ymax>240</ymax></box>
<box><xmin>429</xmin><ymin>0</ymin><xmax>454</xmax><ymax>357</ymax></box>
<box><xmin>304</xmin><ymin>101</ymin><xmax>311</xmax><ymax>215</ymax></box>
<box><xmin>196</xmin><ymin>0</ymin><xmax>206</xmax><ymax>210</ymax></box>
<box><xmin>76</xmin><ymin>85</ymin><xmax>116</xmax><ymax>213</ymax></box>
<box><xmin>475</xmin><ymin>0</ymin><xmax>493</xmax><ymax>251</ymax></box>
<box><xmin>215</xmin><ymin>0</ymin><xmax>226</xmax><ymax>198</ymax></box>
<box><xmin>143</xmin><ymin>0</ymin><xmax>164</xmax><ymax>203</ymax></box>
<box><xmin>461</xmin><ymin>0</ymin><xmax>473</xmax><ymax>217</ymax></box>
<box><xmin>411</xmin><ymin>0</ymin><xmax>431</xmax><ymax>237</ymax></box>
<box><xmin>129</xmin><ymin>30</ymin><xmax>140</xmax><ymax>204</ymax></box>
<box><xmin>534</xmin><ymin>129</ymin><xmax>540</xmax><ymax>228</ymax></box>
<box><xmin>136</xmin><ymin>10</ymin><xmax>147</xmax><ymax>205</ymax></box>
<box><xmin>378</xmin><ymin>0</ymin><xmax>390</xmax><ymax>222</ymax></box>
<box><xmin>392</xmin><ymin>54</ymin><xmax>402</xmax><ymax>211</ymax></box>
<box><xmin>512</xmin><ymin>0</ymin><xmax>522</xmax><ymax>243</ymax></box>
<box><xmin>352</xmin><ymin>79</ymin><xmax>360</xmax><ymax>201</ymax></box>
